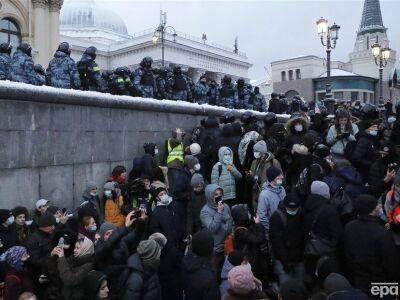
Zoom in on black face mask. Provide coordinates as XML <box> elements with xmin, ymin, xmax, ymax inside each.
<box><xmin>214</xmin><ymin>196</ymin><xmax>222</xmax><ymax>203</ymax></box>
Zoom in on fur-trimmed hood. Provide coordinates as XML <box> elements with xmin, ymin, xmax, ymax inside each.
<box><xmin>286</xmin><ymin>116</ymin><xmax>309</xmax><ymax>135</ymax></box>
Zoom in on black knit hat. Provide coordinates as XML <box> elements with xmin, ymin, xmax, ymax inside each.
<box><xmin>283</xmin><ymin>193</ymin><xmax>301</xmax><ymax>209</ymax></box>
<box><xmin>12</xmin><ymin>206</ymin><xmax>29</xmax><ymax>218</ymax></box>
<box><xmin>192</xmin><ymin>229</ymin><xmax>214</xmax><ymax>259</ymax></box>
<box><xmin>0</xmin><ymin>209</ymin><xmax>11</xmax><ymax>223</ymax></box>
<box><xmin>354</xmin><ymin>194</ymin><xmax>378</xmax><ymax>216</ymax></box>
<box><xmin>154</xmin><ymin>187</ymin><xmax>167</xmax><ymax>198</ymax></box>
<box><xmin>38</xmin><ymin>212</ymin><xmax>56</xmax><ymax>228</ymax></box>
<box><xmin>84</xmin><ymin>270</ymin><xmax>108</xmax><ymax>299</ymax></box>
<box><xmin>266</xmin><ymin>166</ymin><xmax>282</xmax><ymax>182</ymax></box>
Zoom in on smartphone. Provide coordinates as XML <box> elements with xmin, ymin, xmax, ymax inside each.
<box><xmin>58</xmin><ymin>237</ymin><xmax>65</xmax><ymax>247</ymax></box>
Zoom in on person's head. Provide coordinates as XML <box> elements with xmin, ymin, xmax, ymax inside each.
<box><xmin>141</xmin><ymin>56</ymin><xmax>153</xmax><ymax>68</ymax></box>
<box><xmin>84</xmin><ymin>270</ymin><xmax>108</xmax><ymax>300</ymax></box>
<box><xmin>354</xmin><ymin>194</ymin><xmax>380</xmax><ymax>216</ymax></box>
<box><xmin>111</xmin><ymin>166</ymin><xmax>126</xmax><ymax>184</ymax></box>
<box><xmin>74</xmin><ymin>235</ymin><xmax>94</xmax><ymax>258</ymax></box>
<box><xmin>365</xmin><ymin>123</ymin><xmax>379</xmax><ymax>137</ymax></box>
<box><xmin>283</xmin><ymin>193</ymin><xmax>301</xmax><ymax>215</ymax></box>
<box><xmin>189</xmin><ymin>143</ymin><xmax>201</xmax><ymax>156</ymax></box>
<box><xmin>57</xmin><ymin>42</ymin><xmax>71</xmax><ymax>55</ymax></box>
<box><xmin>173</xmin><ymin>66</ymin><xmax>182</xmax><ymax>76</ymax></box>
<box><xmin>323</xmin><ymin>273</ymin><xmax>352</xmax><ymax>295</ymax></box>
<box><xmin>99</xmin><ymin>222</ymin><xmax>117</xmax><ymax>242</ymax></box>
<box><xmin>254</xmin><ymin>86</ymin><xmax>260</xmax><ymax>94</ymax></box>
<box><xmin>222</xmin><ymin>75</ymin><xmax>231</xmax><ymax>85</ymax></box>
<box><xmin>12</xmin><ymin>206</ymin><xmax>29</xmax><ymax>226</ymax></box>
<box><xmin>143</xmin><ymin>142</ymin><xmax>158</xmax><ymax>156</ymax></box>
<box><xmin>154</xmin><ymin>187</ymin><xmax>172</xmax><ymax>206</ymax></box>
<box><xmin>185</xmin><ymin>155</ymin><xmax>200</xmax><ymax>174</ymax></box>
<box><xmin>0</xmin><ymin>42</ymin><xmax>12</xmax><ymax>55</ymax></box>
<box><xmin>219</xmin><ymin>146</ymin><xmax>233</xmax><ymax>165</ymax></box>
<box><xmin>191</xmin><ymin>229</ymin><xmax>214</xmax><ymax>259</ymax></box>
<box><xmin>237</xmin><ymin>78</ymin><xmax>245</xmax><ymax>88</ymax></box>
<box><xmin>253</xmin><ymin>140</ymin><xmax>268</xmax><ymax>159</ymax></box>
<box><xmin>266</xmin><ymin>167</ymin><xmax>284</xmax><ymax>187</ymax></box>
<box><xmin>149</xmin><ymin>232</ymin><xmax>168</xmax><ymax>248</ymax></box>
<box><xmin>200</xmin><ymin>75</ymin><xmax>207</xmax><ymax>83</ymax></box>
<box><xmin>0</xmin><ymin>246</ymin><xmax>30</xmax><ymax>271</ymax></box>
<box><xmin>35</xmin><ymin>199</ymin><xmax>49</xmax><ymax>214</ymax></box>
<box><xmin>335</xmin><ymin>108</ymin><xmax>352</xmax><ymax>132</ymax></box>
<box><xmin>227</xmin><ymin>265</ymin><xmax>259</xmax><ymax>295</ymax></box>
<box><xmin>311</xmin><ymin>181</ymin><xmax>330</xmax><ymax>200</ymax></box>
<box><xmin>81</xmin><ymin>215</ymin><xmax>97</xmax><ymax>233</ymax></box>
<box><xmin>103</xmin><ymin>182</ymin><xmax>116</xmax><ymax>200</ymax></box>
<box><xmin>0</xmin><ymin>209</ymin><xmax>14</xmax><ymax>227</ymax></box>
<box><xmin>279</xmin><ymin>279</ymin><xmax>308</xmax><ymax>300</ymax></box>
<box><xmin>379</xmin><ymin>140</ymin><xmax>396</xmax><ymax>160</ymax></box>
<box><xmin>231</xmin><ymin>204</ymin><xmax>251</xmax><ymax>226</ymax></box>
<box><xmin>84</xmin><ymin>46</ymin><xmax>97</xmax><ymax>59</ymax></box>
<box><xmin>191</xmin><ymin>173</ymin><xmax>205</xmax><ymax>193</ymax></box>
<box><xmin>18</xmin><ymin>42</ymin><xmax>32</xmax><ymax>57</ymax></box>
<box><xmin>137</xmin><ymin>239</ymin><xmax>163</xmax><ymax>271</ymax></box>
<box><xmin>142</xmin><ymin>175</ymin><xmax>152</xmax><ymax>190</ymax></box>
<box><xmin>315</xmin><ymin>256</ymin><xmax>340</xmax><ymax>282</ymax></box>
<box><xmin>17</xmin><ymin>292</ymin><xmax>38</xmax><ymax>300</ymax></box>
<box><xmin>85</xmin><ymin>181</ymin><xmax>98</xmax><ymax>197</ymax></box>
<box><xmin>46</xmin><ymin>206</ymin><xmax>62</xmax><ymax>223</ymax></box>
<box><xmin>38</xmin><ymin>212</ymin><xmax>56</xmax><ymax>234</ymax></box>
<box><xmin>227</xmin><ymin>250</ymin><xmax>248</xmax><ymax>267</ymax></box>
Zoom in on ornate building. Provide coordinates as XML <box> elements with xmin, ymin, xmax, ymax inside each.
<box><xmin>271</xmin><ymin>0</ymin><xmax>399</xmax><ymax>104</ymax></box>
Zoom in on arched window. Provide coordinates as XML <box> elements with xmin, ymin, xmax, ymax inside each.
<box><xmin>0</xmin><ymin>18</ymin><xmax>21</xmax><ymax>47</ymax></box>
<box><xmin>288</xmin><ymin>70</ymin><xmax>294</xmax><ymax>81</ymax></box>
<box><xmin>281</xmin><ymin>71</ymin><xmax>286</xmax><ymax>82</ymax></box>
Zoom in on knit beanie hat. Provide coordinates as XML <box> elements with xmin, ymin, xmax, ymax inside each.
<box><xmin>266</xmin><ymin>166</ymin><xmax>282</xmax><ymax>182</ymax></box>
<box><xmin>137</xmin><ymin>240</ymin><xmax>162</xmax><ymax>262</ymax></box>
<box><xmin>253</xmin><ymin>140</ymin><xmax>268</xmax><ymax>154</ymax></box>
<box><xmin>283</xmin><ymin>193</ymin><xmax>301</xmax><ymax>208</ymax></box>
<box><xmin>38</xmin><ymin>212</ymin><xmax>56</xmax><ymax>228</ymax></box>
<box><xmin>191</xmin><ymin>229</ymin><xmax>214</xmax><ymax>259</ymax></box>
<box><xmin>99</xmin><ymin>222</ymin><xmax>117</xmax><ymax>240</ymax></box>
<box><xmin>0</xmin><ymin>209</ymin><xmax>11</xmax><ymax>223</ymax></box>
<box><xmin>185</xmin><ymin>155</ymin><xmax>199</xmax><ymax>170</ymax></box>
<box><xmin>311</xmin><ymin>181</ymin><xmax>330</xmax><ymax>200</ymax></box>
<box><xmin>103</xmin><ymin>181</ymin><xmax>116</xmax><ymax>191</ymax></box>
<box><xmin>12</xmin><ymin>206</ymin><xmax>29</xmax><ymax>218</ymax></box>
<box><xmin>189</xmin><ymin>143</ymin><xmax>201</xmax><ymax>155</ymax></box>
<box><xmin>191</xmin><ymin>173</ymin><xmax>205</xmax><ymax>188</ymax></box>
<box><xmin>354</xmin><ymin>194</ymin><xmax>378</xmax><ymax>216</ymax></box>
<box><xmin>149</xmin><ymin>232</ymin><xmax>168</xmax><ymax>248</ymax></box>
<box><xmin>228</xmin><ymin>265</ymin><xmax>256</xmax><ymax>295</ymax></box>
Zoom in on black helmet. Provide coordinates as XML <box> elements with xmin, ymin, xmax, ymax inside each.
<box><xmin>57</xmin><ymin>42</ymin><xmax>71</xmax><ymax>55</ymax></box>
<box><xmin>313</xmin><ymin>143</ymin><xmax>330</xmax><ymax>159</ymax></box>
<box><xmin>220</xmin><ymin>111</ymin><xmax>235</xmax><ymax>124</ymax></box>
<box><xmin>237</xmin><ymin>78</ymin><xmax>245</xmax><ymax>87</ymax></box>
<box><xmin>271</xmin><ymin>92</ymin><xmax>279</xmax><ymax>99</ymax></box>
<box><xmin>84</xmin><ymin>46</ymin><xmax>97</xmax><ymax>59</ymax></box>
<box><xmin>0</xmin><ymin>43</ymin><xmax>12</xmax><ymax>55</ymax></box>
<box><xmin>241</xmin><ymin>111</ymin><xmax>255</xmax><ymax>124</ymax></box>
<box><xmin>101</xmin><ymin>70</ymin><xmax>112</xmax><ymax>79</ymax></box>
<box><xmin>34</xmin><ymin>64</ymin><xmax>45</xmax><ymax>75</ymax></box>
<box><xmin>279</xmin><ymin>93</ymin><xmax>286</xmax><ymax>99</ymax></box>
<box><xmin>360</xmin><ymin>103</ymin><xmax>379</xmax><ymax>121</ymax></box>
<box><xmin>18</xmin><ymin>43</ymin><xmax>32</xmax><ymax>57</ymax></box>
<box><xmin>222</xmin><ymin>75</ymin><xmax>231</xmax><ymax>85</ymax></box>
<box><xmin>264</xmin><ymin>112</ymin><xmax>277</xmax><ymax>126</ymax></box>
<box><xmin>254</xmin><ymin>86</ymin><xmax>260</xmax><ymax>93</ymax></box>
<box><xmin>141</xmin><ymin>56</ymin><xmax>153</xmax><ymax>68</ymax></box>
<box><xmin>115</xmin><ymin>67</ymin><xmax>125</xmax><ymax>76</ymax></box>
<box><xmin>173</xmin><ymin>66</ymin><xmax>182</xmax><ymax>75</ymax></box>
<box><xmin>122</xmin><ymin>67</ymin><xmax>131</xmax><ymax>76</ymax></box>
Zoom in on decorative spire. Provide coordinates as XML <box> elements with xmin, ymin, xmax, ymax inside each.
<box><xmin>358</xmin><ymin>0</ymin><xmax>386</xmax><ymax>36</ymax></box>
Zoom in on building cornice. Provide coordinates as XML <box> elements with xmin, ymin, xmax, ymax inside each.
<box><xmin>32</xmin><ymin>0</ymin><xmax>49</xmax><ymax>9</ymax></box>
<box><xmin>49</xmin><ymin>0</ymin><xmax>64</xmax><ymax>12</ymax></box>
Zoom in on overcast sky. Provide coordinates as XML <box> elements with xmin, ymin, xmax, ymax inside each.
<box><xmin>96</xmin><ymin>0</ymin><xmax>400</xmax><ymax>80</ymax></box>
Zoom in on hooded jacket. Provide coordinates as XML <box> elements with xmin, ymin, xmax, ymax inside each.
<box><xmin>200</xmin><ymin>184</ymin><xmax>233</xmax><ymax>253</ymax></box>
<box><xmin>257</xmin><ymin>182</ymin><xmax>286</xmax><ymax>232</ymax></box>
<box><xmin>324</xmin><ymin>165</ymin><xmax>365</xmax><ymax>200</ymax></box>
<box><xmin>46</xmin><ymin>50</ymin><xmax>81</xmax><ymax>89</ymax></box>
<box><xmin>351</xmin><ymin>131</ymin><xmax>380</xmax><ymax>178</ymax></box>
<box><xmin>250</xmin><ymin>152</ymin><xmax>281</xmax><ymax>195</ymax></box>
<box><xmin>9</xmin><ymin>49</ymin><xmax>37</xmax><ymax>85</ymax></box>
<box><xmin>211</xmin><ymin>147</ymin><xmax>242</xmax><ymax>200</ymax></box>
<box><xmin>326</xmin><ymin>123</ymin><xmax>359</xmax><ymax>156</ymax></box>
<box><xmin>285</xmin><ymin>116</ymin><xmax>310</xmax><ymax>149</ymax></box>
<box><xmin>80</xmin><ymin>182</ymin><xmax>103</xmax><ymax>224</ymax></box>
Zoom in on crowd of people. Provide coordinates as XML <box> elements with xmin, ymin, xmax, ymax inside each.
<box><xmin>0</xmin><ymin>41</ymin><xmax>267</xmax><ymax>111</ymax></box>
<box><xmin>1</xmin><ymin>96</ymin><xmax>400</xmax><ymax>300</ymax></box>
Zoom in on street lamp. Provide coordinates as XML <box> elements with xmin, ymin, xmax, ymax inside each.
<box><xmin>152</xmin><ymin>10</ymin><xmax>177</xmax><ymax>67</ymax></box>
<box><xmin>371</xmin><ymin>38</ymin><xmax>391</xmax><ymax>104</ymax></box>
<box><xmin>316</xmin><ymin>17</ymin><xmax>340</xmax><ymax>113</ymax></box>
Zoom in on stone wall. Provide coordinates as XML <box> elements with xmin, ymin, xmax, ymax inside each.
<box><xmin>0</xmin><ymin>81</ymin><xmax>281</xmax><ymax>210</ymax></box>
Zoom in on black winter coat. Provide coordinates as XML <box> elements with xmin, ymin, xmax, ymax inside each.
<box><xmin>186</xmin><ymin>191</ymin><xmax>206</xmax><ymax>235</ymax></box>
<box><xmin>0</xmin><ymin>224</ymin><xmax>19</xmax><ymax>254</ymax></box>
<box><xmin>344</xmin><ymin>215</ymin><xmax>400</xmax><ymax>293</ymax></box>
<box><xmin>25</xmin><ymin>229</ymin><xmax>53</xmax><ymax>277</ymax></box>
<box><xmin>368</xmin><ymin>157</ymin><xmax>399</xmax><ymax>197</ymax></box>
<box><xmin>270</xmin><ymin>203</ymin><xmax>305</xmax><ymax>264</ymax></box>
<box><xmin>182</xmin><ymin>251</ymin><xmax>219</xmax><ymax>300</ymax></box>
<box><xmin>168</xmin><ymin>166</ymin><xmax>191</xmax><ymax>203</ymax></box>
<box><xmin>351</xmin><ymin>132</ymin><xmax>380</xmax><ymax>179</ymax></box>
<box><xmin>149</xmin><ymin>204</ymin><xmax>179</xmax><ymax>249</ymax></box>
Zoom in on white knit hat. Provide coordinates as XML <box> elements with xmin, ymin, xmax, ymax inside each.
<box><xmin>189</xmin><ymin>143</ymin><xmax>201</xmax><ymax>155</ymax></box>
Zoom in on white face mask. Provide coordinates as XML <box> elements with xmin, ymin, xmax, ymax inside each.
<box><xmin>90</xmin><ymin>192</ymin><xmax>97</xmax><ymax>197</ymax></box>
<box><xmin>223</xmin><ymin>154</ymin><xmax>232</xmax><ymax>164</ymax></box>
<box><xmin>369</xmin><ymin>130</ymin><xmax>378</xmax><ymax>136</ymax></box>
<box><xmin>194</xmin><ymin>163</ymin><xmax>201</xmax><ymax>171</ymax></box>
<box><xmin>294</xmin><ymin>124</ymin><xmax>303</xmax><ymax>132</ymax></box>
<box><xmin>275</xmin><ymin>179</ymin><xmax>283</xmax><ymax>186</ymax></box>
<box><xmin>286</xmin><ymin>208</ymin><xmax>299</xmax><ymax>216</ymax></box>
<box><xmin>55</xmin><ymin>217</ymin><xmax>60</xmax><ymax>224</ymax></box>
<box><xmin>104</xmin><ymin>190</ymin><xmax>112</xmax><ymax>198</ymax></box>
<box><xmin>159</xmin><ymin>195</ymin><xmax>172</xmax><ymax>206</ymax></box>
<box><xmin>254</xmin><ymin>151</ymin><xmax>261</xmax><ymax>159</ymax></box>
<box><xmin>154</xmin><ymin>148</ymin><xmax>159</xmax><ymax>155</ymax></box>
<box><xmin>25</xmin><ymin>220</ymin><xmax>33</xmax><ymax>226</ymax></box>
<box><xmin>388</xmin><ymin>117</ymin><xmax>396</xmax><ymax>124</ymax></box>
<box><xmin>6</xmin><ymin>216</ymin><xmax>14</xmax><ymax>225</ymax></box>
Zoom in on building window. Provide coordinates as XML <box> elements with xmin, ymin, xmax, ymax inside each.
<box><xmin>363</xmin><ymin>92</ymin><xmax>368</xmax><ymax>102</ymax></box>
<box><xmin>296</xmin><ymin>69</ymin><xmax>301</xmax><ymax>80</ymax></box>
<box><xmin>370</xmin><ymin>93</ymin><xmax>374</xmax><ymax>103</ymax></box>
<box><xmin>351</xmin><ymin>91</ymin><xmax>359</xmax><ymax>101</ymax></box>
<box><xmin>281</xmin><ymin>71</ymin><xmax>286</xmax><ymax>82</ymax></box>
<box><xmin>366</xmin><ymin>36</ymin><xmax>369</xmax><ymax>50</ymax></box>
<box><xmin>288</xmin><ymin>70</ymin><xmax>294</xmax><ymax>81</ymax></box>
<box><xmin>334</xmin><ymin>92</ymin><xmax>344</xmax><ymax>100</ymax></box>
<box><xmin>0</xmin><ymin>18</ymin><xmax>21</xmax><ymax>47</ymax></box>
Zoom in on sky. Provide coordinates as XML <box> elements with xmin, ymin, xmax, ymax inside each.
<box><xmin>95</xmin><ymin>0</ymin><xmax>400</xmax><ymax>80</ymax></box>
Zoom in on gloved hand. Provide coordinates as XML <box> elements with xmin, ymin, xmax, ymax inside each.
<box><xmin>227</xmin><ymin>165</ymin><xmax>233</xmax><ymax>172</ymax></box>
<box><xmin>341</xmin><ymin>132</ymin><xmax>350</xmax><ymax>139</ymax></box>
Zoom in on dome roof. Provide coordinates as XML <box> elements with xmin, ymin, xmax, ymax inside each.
<box><xmin>60</xmin><ymin>0</ymin><xmax>128</xmax><ymax>36</ymax></box>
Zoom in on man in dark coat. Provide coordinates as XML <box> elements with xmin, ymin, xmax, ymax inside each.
<box><xmin>110</xmin><ymin>67</ymin><xmax>132</xmax><ymax>95</ymax></box>
<box><xmin>169</xmin><ymin>66</ymin><xmax>192</xmax><ymax>101</ymax></box>
<box><xmin>218</xmin><ymin>75</ymin><xmax>237</xmax><ymax>109</ymax></box>
<box><xmin>133</xmin><ymin>56</ymin><xmax>157</xmax><ymax>98</ymax></box>
<box><xmin>207</xmin><ymin>80</ymin><xmax>219</xmax><ymax>105</ymax></box>
<box><xmin>9</xmin><ymin>43</ymin><xmax>37</xmax><ymax>85</ymax></box>
<box><xmin>0</xmin><ymin>42</ymin><xmax>12</xmax><ymax>80</ymax></box>
<box><xmin>186</xmin><ymin>174</ymin><xmax>207</xmax><ymax>236</ymax></box>
<box><xmin>46</xmin><ymin>42</ymin><xmax>81</xmax><ymax>89</ymax></box>
<box><xmin>236</xmin><ymin>78</ymin><xmax>249</xmax><ymax>110</ymax></box>
<box><xmin>77</xmin><ymin>46</ymin><xmax>102</xmax><ymax>91</ymax></box>
<box><xmin>268</xmin><ymin>92</ymin><xmax>280</xmax><ymax>114</ymax></box>
<box><xmin>0</xmin><ymin>210</ymin><xmax>19</xmax><ymax>254</ymax></box>
<box><xmin>182</xmin><ymin>229</ymin><xmax>219</xmax><ymax>300</ymax></box>
<box><xmin>344</xmin><ymin>194</ymin><xmax>400</xmax><ymax>296</ymax></box>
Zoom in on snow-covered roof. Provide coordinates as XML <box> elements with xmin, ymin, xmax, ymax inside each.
<box><xmin>319</xmin><ymin>69</ymin><xmax>361</xmax><ymax>78</ymax></box>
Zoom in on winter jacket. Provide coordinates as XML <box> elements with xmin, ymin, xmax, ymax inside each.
<box><xmin>323</xmin><ymin>166</ymin><xmax>365</xmax><ymax>200</ymax></box>
<box><xmin>149</xmin><ymin>202</ymin><xmax>179</xmax><ymax>248</ymax></box>
<box><xmin>344</xmin><ymin>215</ymin><xmax>399</xmax><ymax>293</ymax></box>
<box><xmin>368</xmin><ymin>157</ymin><xmax>399</xmax><ymax>197</ymax></box>
<box><xmin>270</xmin><ymin>203</ymin><xmax>305</xmax><ymax>264</ymax></box>
<box><xmin>218</xmin><ymin>83</ymin><xmax>238</xmax><ymax>109</ymax></box>
<box><xmin>104</xmin><ymin>196</ymin><xmax>125</xmax><ymax>227</ymax></box>
<box><xmin>77</xmin><ymin>53</ymin><xmax>102</xmax><ymax>91</ymax></box>
<box><xmin>80</xmin><ymin>190</ymin><xmax>103</xmax><ymax>224</ymax></box>
<box><xmin>122</xmin><ymin>253</ymin><xmax>162</xmax><ymax>300</ymax></box>
<box><xmin>194</xmin><ymin>82</ymin><xmax>210</xmax><ymax>104</ymax></box>
<box><xmin>0</xmin><ymin>225</ymin><xmax>19</xmax><ymax>255</ymax></box>
<box><xmin>257</xmin><ymin>182</ymin><xmax>286</xmax><ymax>232</ymax></box>
<box><xmin>200</xmin><ymin>184</ymin><xmax>233</xmax><ymax>253</ymax></box>
<box><xmin>24</xmin><ymin>229</ymin><xmax>53</xmax><ymax>276</ymax></box>
<box><xmin>133</xmin><ymin>66</ymin><xmax>157</xmax><ymax>98</ymax></box>
<box><xmin>169</xmin><ymin>74</ymin><xmax>192</xmax><ymax>101</ymax></box>
<box><xmin>182</xmin><ymin>250</ymin><xmax>220</xmax><ymax>300</ymax></box>
<box><xmin>9</xmin><ymin>49</ymin><xmax>37</xmax><ymax>85</ymax></box>
<box><xmin>215</xmin><ymin>125</ymin><xmax>242</xmax><ymax>171</ymax></box>
<box><xmin>58</xmin><ymin>255</ymin><xmax>94</xmax><ymax>300</ymax></box>
<box><xmin>219</xmin><ymin>256</ymin><xmax>235</xmax><ymax>296</ymax></box>
<box><xmin>211</xmin><ymin>147</ymin><xmax>242</xmax><ymax>201</ymax></box>
<box><xmin>3</xmin><ymin>268</ymin><xmax>35</xmax><ymax>300</ymax></box>
<box><xmin>326</xmin><ymin>124</ymin><xmax>358</xmax><ymax>156</ymax></box>
<box><xmin>351</xmin><ymin>132</ymin><xmax>380</xmax><ymax>179</ymax></box>
<box><xmin>0</xmin><ymin>52</ymin><xmax>12</xmax><ymax>80</ymax></box>
<box><xmin>168</xmin><ymin>164</ymin><xmax>191</xmax><ymax>203</ymax></box>
<box><xmin>186</xmin><ymin>190</ymin><xmax>207</xmax><ymax>235</ymax></box>
<box><xmin>250</xmin><ymin>153</ymin><xmax>281</xmax><ymax>200</ymax></box>
<box><xmin>285</xmin><ymin>117</ymin><xmax>310</xmax><ymax>150</ymax></box>
<box><xmin>304</xmin><ymin>194</ymin><xmax>343</xmax><ymax>245</ymax></box>
<box><xmin>46</xmin><ymin>50</ymin><xmax>81</xmax><ymax>89</ymax></box>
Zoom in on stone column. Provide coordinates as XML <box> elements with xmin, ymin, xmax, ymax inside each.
<box><xmin>32</xmin><ymin>0</ymin><xmax>50</xmax><ymax>66</ymax></box>
<box><xmin>49</xmin><ymin>0</ymin><xmax>63</xmax><ymax>57</ymax></box>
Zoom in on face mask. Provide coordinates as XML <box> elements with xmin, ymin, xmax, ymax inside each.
<box><xmin>275</xmin><ymin>179</ymin><xmax>283</xmax><ymax>186</ymax></box>
<box><xmin>159</xmin><ymin>195</ymin><xmax>172</xmax><ymax>206</ymax></box>
<box><xmin>194</xmin><ymin>164</ymin><xmax>201</xmax><ymax>171</ymax></box>
<box><xmin>154</xmin><ymin>148</ymin><xmax>159</xmax><ymax>155</ymax></box>
<box><xmin>104</xmin><ymin>190</ymin><xmax>112</xmax><ymax>198</ymax></box>
<box><xmin>89</xmin><ymin>225</ymin><xmax>97</xmax><ymax>232</ymax></box>
<box><xmin>6</xmin><ymin>216</ymin><xmax>14</xmax><ymax>225</ymax></box>
<box><xmin>254</xmin><ymin>151</ymin><xmax>261</xmax><ymax>159</ymax></box>
<box><xmin>55</xmin><ymin>218</ymin><xmax>60</xmax><ymax>224</ymax></box>
<box><xmin>223</xmin><ymin>154</ymin><xmax>232</xmax><ymax>164</ymax></box>
<box><xmin>214</xmin><ymin>196</ymin><xmax>222</xmax><ymax>203</ymax></box>
<box><xmin>388</xmin><ymin>117</ymin><xmax>396</xmax><ymax>124</ymax></box>
<box><xmin>25</xmin><ymin>220</ymin><xmax>33</xmax><ymax>226</ymax></box>
<box><xmin>369</xmin><ymin>130</ymin><xmax>378</xmax><ymax>136</ymax></box>
<box><xmin>286</xmin><ymin>208</ymin><xmax>299</xmax><ymax>216</ymax></box>
<box><xmin>294</xmin><ymin>124</ymin><xmax>303</xmax><ymax>132</ymax></box>
<box><xmin>90</xmin><ymin>192</ymin><xmax>97</xmax><ymax>197</ymax></box>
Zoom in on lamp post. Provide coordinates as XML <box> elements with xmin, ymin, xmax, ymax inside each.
<box><xmin>371</xmin><ymin>38</ymin><xmax>391</xmax><ymax>104</ymax></box>
<box><xmin>316</xmin><ymin>17</ymin><xmax>340</xmax><ymax>114</ymax></box>
<box><xmin>152</xmin><ymin>10</ymin><xmax>177</xmax><ymax>67</ymax></box>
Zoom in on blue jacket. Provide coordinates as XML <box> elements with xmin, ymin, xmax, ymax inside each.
<box><xmin>0</xmin><ymin>52</ymin><xmax>12</xmax><ymax>80</ymax></box>
<box><xmin>46</xmin><ymin>51</ymin><xmax>81</xmax><ymax>89</ymax></box>
<box><xmin>253</xmin><ymin>93</ymin><xmax>267</xmax><ymax>112</ymax></box>
<box><xmin>218</xmin><ymin>83</ymin><xmax>238</xmax><ymax>108</ymax></box>
<box><xmin>257</xmin><ymin>182</ymin><xmax>286</xmax><ymax>232</ymax></box>
<box><xmin>133</xmin><ymin>66</ymin><xmax>157</xmax><ymax>98</ymax></box>
<box><xmin>326</xmin><ymin>123</ymin><xmax>358</xmax><ymax>156</ymax></box>
<box><xmin>194</xmin><ymin>82</ymin><xmax>210</xmax><ymax>104</ymax></box>
<box><xmin>9</xmin><ymin>50</ymin><xmax>37</xmax><ymax>84</ymax></box>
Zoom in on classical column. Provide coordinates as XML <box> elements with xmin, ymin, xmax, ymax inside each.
<box><xmin>32</xmin><ymin>0</ymin><xmax>50</xmax><ymax>66</ymax></box>
<box><xmin>49</xmin><ymin>0</ymin><xmax>64</xmax><ymax>57</ymax></box>
<box><xmin>188</xmin><ymin>68</ymin><xmax>206</xmax><ymax>83</ymax></box>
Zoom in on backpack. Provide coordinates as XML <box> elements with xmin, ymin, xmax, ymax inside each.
<box><xmin>224</xmin><ymin>226</ymin><xmax>248</xmax><ymax>256</ymax></box>
<box><xmin>330</xmin><ymin>187</ymin><xmax>353</xmax><ymax>218</ymax></box>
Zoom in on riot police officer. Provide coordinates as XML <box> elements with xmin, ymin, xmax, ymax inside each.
<box><xmin>77</xmin><ymin>46</ymin><xmax>102</xmax><ymax>91</ymax></box>
<box><xmin>218</xmin><ymin>75</ymin><xmax>237</xmax><ymax>108</ymax></box>
<box><xmin>169</xmin><ymin>66</ymin><xmax>192</xmax><ymax>102</ymax></box>
<box><xmin>133</xmin><ymin>56</ymin><xmax>157</xmax><ymax>98</ymax></box>
<box><xmin>0</xmin><ymin>43</ymin><xmax>12</xmax><ymax>80</ymax></box>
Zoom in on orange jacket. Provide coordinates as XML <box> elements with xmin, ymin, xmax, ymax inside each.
<box><xmin>385</xmin><ymin>189</ymin><xmax>400</xmax><ymax>224</ymax></box>
<box><xmin>104</xmin><ymin>195</ymin><xmax>125</xmax><ymax>227</ymax></box>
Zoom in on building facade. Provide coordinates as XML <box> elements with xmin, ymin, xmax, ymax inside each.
<box><xmin>271</xmin><ymin>0</ymin><xmax>399</xmax><ymax>104</ymax></box>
